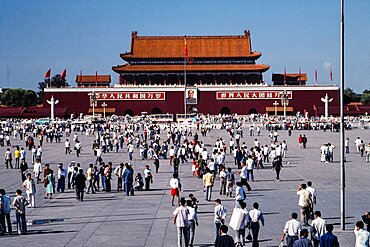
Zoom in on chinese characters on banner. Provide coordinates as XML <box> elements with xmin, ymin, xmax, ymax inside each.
<box><xmin>216</xmin><ymin>91</ymin><xmax>293</xmax><ymax>100</ymax></box>
<box><xmin>92</xmin><ymin>92</ymin><xmax>166</xmax><ymax>101</ymax></box>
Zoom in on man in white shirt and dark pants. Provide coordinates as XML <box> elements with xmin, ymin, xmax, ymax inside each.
<box><xmin>214</xmin><ymin>198</ymin><xmax>227</xmax><ymax>243</ymax></box>
<box><xmin>281</xmin><ymin>212</ymin><xmax>301</xmax><ymax>247</ymax></box>
<box><xmin>249</xmin><ymin>202</ymin><xmax>265</xmax><ymax>247</ymax></box>
<box><xmin>173</xmin><ymin>198</ymin><xmax>190</xmax><ymax>247</ymax></box>
<box><xmin>310</xmin><ymin>211</ymin><xmax>326</xmax><ymax>247</ymax></box>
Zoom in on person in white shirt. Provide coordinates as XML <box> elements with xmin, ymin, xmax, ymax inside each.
<box><xmin>186</xmin><ymin>199</ymin><xmax>198</xmax><ymax>247</ymax></box>
<box><xmin>65</xmin><ymin>139</ymin><xmax>71</xmax><ymax>154</ymax></box>
<box><xmin>33</xmin><ymin>159</ymin><xmax>42</xmax><ymax>183</ymax></box>
<box><xmin>310</xmin><ymin>211</ymin><xmax>326</xmax><ymax>247</ymax></box>
<box><xmin>354</xmin><ymin>221</ymin><xmax>370</xmax><ymax>247</ymax></box>
<box><xmin>219</xmin><ymin>166</ymin><xmax>227</xmax><ymax>195</ymax></box>
<box><xmin>214</xmin><ymin>198</ymin><xmax>227</xmax><ymax>242</ymax></box>
<box><xmin>246</xmin><ymin>155</ymin><xmax>254</xmax><ymax>181</ymax></box>
<box><xmin>170</xmin><ymin>173</ymin><xmax>181</xmax><ymax>206</ymax></box>
<box><xmin>173</xmin><ymin>198</ymin><xmax>189</xmax><ymax>247</ymax></box>
<box><xmin>345</xmin><ymin>137</ymin><xmax>350</xmax><ymax>153</ymax></box>
<box><xmin>20</xmin><ymin>147</ymin><xmax>26</xmax><ymax>160</ymax></box>
<box><xmin>36</xmin><ymin>146</ymin><xmax>42</xmax><ymax>162</ymax></box>
<box><xmin>22</xmin><ymin>173</ymin><xmax>36</xmax><ymax>208</ymax></box>
<box><xmin>235</xmin><ymin>201</ymin><xmax>250</xmax><ymax>246</ymax></box>
<box><xmin>355</xmin><ymin>137</ymin><xmax>362</xmax><ymax>153</ymax></box>
<box><xmin>281</xmin><ymin>212</ymin><xmax>301</xmax><ymax>247</ymax></box>
<box><xmin>249</xmin><ymin>202</ymin><xmax>265</xmax><ymax>247</ymax></box>
<box><xmin>229</xmin><ymin>139</ymin><xmax>234</xmax><ymax>153</ymax></box>
<box><xmin>306</xmin><ymin>181</ymin><xmax>317</xmax><ymax>218</ymax></box>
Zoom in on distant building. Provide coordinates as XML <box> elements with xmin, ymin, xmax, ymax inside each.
<box><xmin>76</xmin><ymin>75</ymin><xmax>111</xmax><ymax>87</ymax></box>
<box><xmin>272</xmin><ymin>73</ymin><xmax>307</xmax><ymax>86</ymax></box>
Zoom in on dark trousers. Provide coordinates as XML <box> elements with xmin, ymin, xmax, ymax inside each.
<box><xmin>145</xmin><ymin>177</ymin><xmax>151</xmax><ymax>190</ymax></box>
<box><xmin>76</xmin><ymin>188</ymin><xmax>84</xmax><ymax>201</ymax></box>
<box><xmin>57</xmin><ymin>176</ymin><xmax>65</xmax><ymax>192</ymax></box>
<box><xmin>241</xmin><ymin>178</ymin><xmax>252</xmax><ymax>191</ymax></box>
<box><xmin>5</xmin><ymin>159</ymin><xmax>13</xmax><ymax>169</ymax></box>
<box><xmin>67</xmin><ymin>172</ymin><xmax>72</xmax><ymax>189</ymax></box>
<box><xmin>15</xmin><ymin>213</ymin><xmax>27</xmax><ymax>234</ymax></box>
<box><xmin>0</xmin><ymin>213</ymin><xmax>12</xmax><ymax>234</ymax></box>
<box><xmin>313</xmin><ymin>239</ymin><xmax>320</xmax><ymax>247</ymax></box>
<box><xmin>286</xmin><ymin>235</ymin><xmax>299</xmax><ymax>247</ymax></box>
<box><xmin>105</xmin><ymin>179</ymin><xmax>111</xmax><ymax>192</ymax></box>
<box><xmin>117</xmin><ymin>177</ymin><xmax>122</xmax><ymax>191</ymax></box>
<box><xmin>275</xmin><ymin>168</ymin><xmax>281</xmax><ymax>180</ymax></box>
<box><xmin>251</xmin><ymin>222</ymin><xmax>260</xmax><ymax>247</ymax></box>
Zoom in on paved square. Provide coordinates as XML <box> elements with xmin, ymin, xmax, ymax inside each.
<box><xmin>0</xmin><ymin>123</ymin><xmax>369</xmax><ymax>246</ymax></box>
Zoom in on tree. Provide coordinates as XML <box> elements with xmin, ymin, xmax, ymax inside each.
<box><xmin>360</xmin><ymin>91</ymin><xmax>370</xmax><ymax>105</ymax></box>
<box><xmin>38</xmin><ymin>74</ymin><xmax>69</xmax><ymax>102</ymax></box>
<box><xmin>344</xmin><ymin>87</ymin><xmax>360</xmax><ymax>103</ymax></box>
<box><xmin>1</xmin><ymin>88</ymin><xmax>38</xmax><ymax>107</ymax></box>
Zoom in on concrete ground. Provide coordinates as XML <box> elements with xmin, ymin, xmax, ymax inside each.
<box><xmin>0</xmin><ymin>125</ymin><xmax>369</xmax><ymax>246</ymax></box>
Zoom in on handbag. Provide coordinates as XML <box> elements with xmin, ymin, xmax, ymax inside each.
<box><xmin>246</xmin><ymin>232</ymin><xmax>252</xmax><ymax>241</ymax></box>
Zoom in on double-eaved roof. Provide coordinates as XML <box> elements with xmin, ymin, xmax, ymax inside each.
<box><xmin>112</xmin><ymin>31</ymin><xmax>269</xmax><ymax>74</ymax></box>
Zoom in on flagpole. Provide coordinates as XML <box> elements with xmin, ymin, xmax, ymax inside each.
<box><xmin>340</xmin><ymin>0</ymin><xmax>346</xmax><ymax>231</ymax></box>
<box><xmin>184</xmin><ymin>36</ymin><xmax>187</xmax><ymax>119</ymax></box>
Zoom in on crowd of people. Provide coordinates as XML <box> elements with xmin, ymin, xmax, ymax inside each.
<box><xmin>0</xmin><ymin>115</ymin><xmax>369</xmax><ymax>247</ymax></box>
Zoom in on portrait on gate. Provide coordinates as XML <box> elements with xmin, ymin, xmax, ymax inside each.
<box><xmin>185</xmin><ymin>89</ymin><xmax>197</xmax><ymax>105</ymax></box>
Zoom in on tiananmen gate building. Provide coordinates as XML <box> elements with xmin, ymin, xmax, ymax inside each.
<box><xmin>43</xmin><ymin>31</ymin><xmax>341</xmax><ymax>117</ymax></box>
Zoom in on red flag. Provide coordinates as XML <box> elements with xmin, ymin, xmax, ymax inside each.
<box><xmin>283</xmin><ymin>66</ymin><xmax>287</xmax><ymax>85</ymax></box>
<box><xmin>44</xmin><ymin>69</ymin><xmax>51</xmax><ymax>79</ymax></box>
<box><xmin>184</xmin><ymin>36</ymin><xmax>189</xmax><ymax>62</ymax></box>
<box><xmin>330</xmin><ymin>64</ymin><xmax>333</xmax><ymax>82</ymax></box>
<box><xmin>314</xmin><ymin>68</ymin><xmax>318</xmax><ymax>83</ymax></box>
<box><xmin>61</xmin><ymin>69</ymin><xmax>66</xmax><ymax>79</ymax></box>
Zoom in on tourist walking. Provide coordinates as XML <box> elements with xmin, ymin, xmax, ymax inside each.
<box><xmin>186</xmin><ymin>199</ymin><xmax>198</xmax><ymax>247</ymax></box>
<box><xmin>45</xmin><ymin>169</ymin><xmax>55</xmax><ymax>199</ymax></box>
<box><xmin>214</xmin><ymin>198</ymin><xmax>227</xmax><ymax>242</ymax></box>
<box><xmin>249</xmin><ymin>202</ymin><xmax>265</xmax><ymax>247</ymax></box>
<box><xmin>215</xmin><ymin>225</ymin><xmax>234</xmax><ymax>247</ymax></box>
<box><xmin>75</xmin><ymin>169</ymin><xmax>86</xmax><ymax>201</ymax></box>
<box><xmin>173</xmin><ymin>198</ymin><xmax>189</xmax><ymax>247</ymax></box>
<box><xmin>292</xmin><ymin>229</ymin><xmax>312</xmax><ymax>247</ymax></box>
<box><xmin>297</xmin><ymin>184</ymin><xmax>312</xmax><ymax>226</ymax></box>
<box><xmin>319</xmin><ymin>224</ymin><xmax>339</xmax><ymax>247</ymax></box>
<box><xmin>86</xmin><ymin>163</ymin><xmax>95</xmax><ymax>194</ymax></box>
<box><xmin>0</xmin><ymin>189</ymin><xmax>12</xmax><ymax>234</ymax></box>
<box><xmin>281</xmin><ymin>212</ymin><xmax>301</xmax><ymax>247</ymax></box>
<box><xmin>143</xmin><ymin>165</ymin><xmax>153</xmax><ymax>190</ymax></box>
<box><xmin>123</xmin><ymin>163</ymin><xmax>134</xmax><ymax>196</ymax></box>
<box><xmin>272</xmin><ymin>156</ymin><xmax>283</xmax><ymax>181</ymax></box>
<box><xmin>354</xmin><ymin>221</ymin><xmax>370</xmax><ymax>247</ymax></box>
<box><xmin>170</xmin><ymin>173</ymin><xmax>181</xmax><ymax>206</ymax></box>
<box><xmin>4</xmin><ymin>148</ymin><xmax>13</xmax><ymax>169</ymax></box>
<box><xmin>310</xmin><ymin>211</ymin><xmax>326</xmax><ymax>247</ymax></box>
<box><xmin>57</xmin><ymin>163</ymin><xmax>66</xmax><ymax>193</ymax></box>
<box><xmin>22</xmin><ymin>173</ymin><xmax>36</xmax><ymax>208</ymax></box>
<box><xmin>13</xmin><ymin>189</ymin><xmax>28</xmax><ymax>235</ymax></box>
<box><xmin>203</xmin><ymin>168</ymin><xmax>214</xmax><ymax>201</ymax></box>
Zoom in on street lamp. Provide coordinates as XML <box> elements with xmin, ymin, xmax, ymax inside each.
<box><xmin>273</xmin><ymin>101</ymin><xmax>279</xmax><ymax>116</ymax></box>
<box><xmin>281</xmin><ymin>90</ymin><xmax>289</xmax><ymax>118</ymax></box>
<box><xmin>88</xmin><ymin>91</ymin><xmax>97</xmax><ymax>118</ymax></box>
<box><xmin>101</xmin><ymin>102</ymin><xmax>107</xmax><ymax>119</ymax></box>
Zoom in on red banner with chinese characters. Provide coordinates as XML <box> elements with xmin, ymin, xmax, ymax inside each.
<box><xmin>93</xmin><ymin>92</ymin><xmax>166</xmax><ymax>101</ymax></box>
<box><xmin>216</xmin><ymin>91</ymin><xmax>293</xmax><ymax>100</ymax></box>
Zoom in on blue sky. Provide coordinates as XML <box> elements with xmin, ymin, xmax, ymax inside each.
<box><xmin>0</xmin><ymin>0</ymin><xmax>369</xmax><ymax>93</ymax></box>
